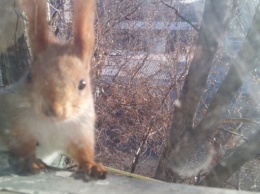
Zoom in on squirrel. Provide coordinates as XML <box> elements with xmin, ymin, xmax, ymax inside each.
<box><xmin>0</xmin><ymin>0</ymin><xmax>107</xmax><ymax>180</ymax></box>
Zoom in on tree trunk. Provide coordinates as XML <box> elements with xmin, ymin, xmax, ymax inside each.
<box><xmin>0</xmin><ymin>0</ymin><xmax>30</xmax><ymax>86</ymax></box>
<box><xmin>155</xmin><ymin>0</ymin><xmax>260</xmax><ymax>183</ymax></box>
<box><xmin>197</xmin><ymin>125</ymin><xmax>260</xmax><ymax>187</ymax></box>
<box><xmin>155</xmin><ymin>0</ymin><xmax>232</xmax><ymax>181</ymax></box>
<box><xmin>196</xmin><ymin>2</ymin><xmax>260</xmax><ymax>186</ymax></box>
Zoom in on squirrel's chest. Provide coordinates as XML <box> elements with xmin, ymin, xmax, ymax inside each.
<box><xmin>14</xmin><ymin>107</ymin><xmax>94</xmax><ymax>163</ymax></box>
<box><xmin>27</xmin><ymin>119</ymin><xmax>77</xmax><ymax>163</ymax></box>
<box><xmin>29</xmin><ymin>119</ymin><xmax>75</xmax><ymax>149</ymax></box>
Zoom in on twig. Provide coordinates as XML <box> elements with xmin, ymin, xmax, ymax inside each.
<box><xmin>161</xmin><ymin>0</ymin><xmax>199</xmax><ymax>31</ymax></box>
<box><xmin>51</xmin><ymin>164</ymin><xmax>162</xmax><ymax>182</ymax></box>
<box><xmin>219</xmin><ymin>127</ymin><xmax>247</xmax><ymax>141</ymax></box>
<box><xmin>107</xmin><ymin>166</ymin><xmax>162</xmax><ymax>182</ymax></box>
<box><xmin>47</xmin><ymin>1</ymin><xmax>64</xmax><ymax>22</ymax></box>
<box><xmin>130</xmin><ymin>54</ymin><xmax>150</xmax><ymax>82</ymax></box>
<box><xmin>217</xmin><ymin>118</ymin><xmax>259</xmax><ymax>141</ymax></box>
<box><xmin>131</xmin><ymin>124</ymin><xmax>153</xmax><ymax>173</ymax></box>
<box><xmin>222</xmin><ymin>118</ymin><xmax>260</xmax><ymax>125</ymax></box>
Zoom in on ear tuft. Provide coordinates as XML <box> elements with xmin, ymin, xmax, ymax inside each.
<box><xmin>73</xmin><ymin>0</ymin><xmax>96</xmax><ymax>63</ymax></box>
<box><xmin>21</xmin><ymin>0</ymin><xmax>49</xmax><ymax>56</ymax></box>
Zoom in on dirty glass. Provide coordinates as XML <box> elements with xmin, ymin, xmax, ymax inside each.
<box><xmin>0</xmin><ymin>0</ymin><xmax>260</xmax><ymax>193</ymax></box>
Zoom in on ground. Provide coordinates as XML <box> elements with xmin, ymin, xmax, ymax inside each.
<box><xmin>0</xmin><ymin>153</ymin><xmax>256</xmax><ymax>194</ymax></box>
<box><xmin>0</xmin><ymin>169</ymin><xmax>255</xmax><ymax>194</ymax></box>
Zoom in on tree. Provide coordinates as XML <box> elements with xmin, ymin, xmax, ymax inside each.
<box><xmin>155</xmin><ymin>0</ymin><xmax>260</xmax><ymax>187</ymax></box>
<box><xmin>0</xmin><ymin>0</ymin><xmax>30</xmax><ymax>86</ymax></box>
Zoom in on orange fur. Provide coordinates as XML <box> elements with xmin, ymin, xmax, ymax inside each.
<box><xmin>73</xmin><ymin>0</ymin><xmax>96</xmax><ymax>61</ymax></box>
<box><xmin>0</xmin><ymin>0</ymin><xmax>106</xmax><ymax>180</ymax></box>
<box><xmin>68</xmin><ymin>141</ymin><xmax>106</xmax><ymax>179</ymax></box>
<box><xmin>8</xmin><ymin>128</ymin><xmax>36</xmax><ymax>158</ymax></box>
<box><xmin>22</xmin><ymin>0</ymin><xmax>50</xmax><ymax>55</ymax></box>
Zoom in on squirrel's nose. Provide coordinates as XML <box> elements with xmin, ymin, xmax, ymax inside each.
<box><xmin>43</xmin><ymin>100</ymin><xmax>63</xmax><ymax>118</ymax></box>
<box><xmin>44</xmin><ymin>106</ymin><xmax>57</xmax><ymax>117</ymax></box>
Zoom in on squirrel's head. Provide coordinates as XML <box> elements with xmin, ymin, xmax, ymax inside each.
<box><xmin>21</xmin><ymin>0</ymin><xmax>95</xmax><ymax>121</ymax></box>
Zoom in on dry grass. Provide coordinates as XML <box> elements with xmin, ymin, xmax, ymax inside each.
<box><xmin>94</xmin><ymin>76</ymin><xmax>174</xmax><ymax>177</ymax></box>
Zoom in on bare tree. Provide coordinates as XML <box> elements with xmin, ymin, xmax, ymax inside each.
<box><xmin>93</xmin><ymin>0</ymin><xmax>198</xmax><ymax>176</ymax></box>
<box><xmin>155</xmin><ymin>0</ymin><xmax>260</xmax><ymax>187</ymax></box>
<box><xmin>196</xmin><ymin>2</ymin><xmax>260</xmax><ymax>186</ymax></box>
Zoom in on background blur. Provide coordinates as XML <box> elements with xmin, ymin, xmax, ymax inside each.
<box><xmin>1</xmin><ymin>0</ymin><xmax>260</xmax><ymax>191</ymax></box>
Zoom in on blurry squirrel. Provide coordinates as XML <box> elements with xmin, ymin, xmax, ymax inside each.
<box><xmin>0</xmin><ymin>0</ymin><xmax>107</xmax><ymax>180</ymax></box>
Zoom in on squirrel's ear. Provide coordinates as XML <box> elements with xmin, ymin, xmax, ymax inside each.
<box><xmin>21</xmin><ymin>0</ymin><xmax>49</xmax><ymax>56</ymax></box>
<box><xmin>73</xmin><ymin>0</ymin><xmax>95</xmax><ymax>63</ymax></box>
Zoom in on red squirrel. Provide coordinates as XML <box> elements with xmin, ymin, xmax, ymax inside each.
<box><xmin>0</xmin><ymin>0</ymin><xmax>107</xmax><ymax>180</ymax></box>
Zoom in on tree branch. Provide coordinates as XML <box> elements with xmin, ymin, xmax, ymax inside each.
<box><xmin>161</xmin><ymin>0</ymin><xmax>199</xmax><ymax>31</ymax></box>
<box><xmin>197</xmin><ymin>127</ymin><xmax>260</xmax><ymax>187</ymax></box>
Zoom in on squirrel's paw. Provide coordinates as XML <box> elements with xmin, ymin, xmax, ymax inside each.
<box><xmin>28</xmin><ymin>158</ymin><xmax>47</xmax><ymax>174</ymax></box>
<box><xmin>9</xmin><ymin>156</ymin><xmax>47</xmax><ymax>175</ymax></box>
<box><xmin>73</xmin><ymin>162</ymin><xmax>107</xmax><ymax>181</ymax></box>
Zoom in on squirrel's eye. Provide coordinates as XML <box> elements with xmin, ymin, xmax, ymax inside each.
<box><xmin>26</xmin><ymin>72</ymin><xmax>32</xmax><ymax>83</ymax></box>
<box><xmin>78</xmin><ymin>79</ymin><xmax>86</xmax><ymax>90</ymax></box>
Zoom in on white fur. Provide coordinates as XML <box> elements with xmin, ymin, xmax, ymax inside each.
<box><xmin>0</xmin><ymin>79</ymin><xmax>95</xmax><ymax>165</ymax></box>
